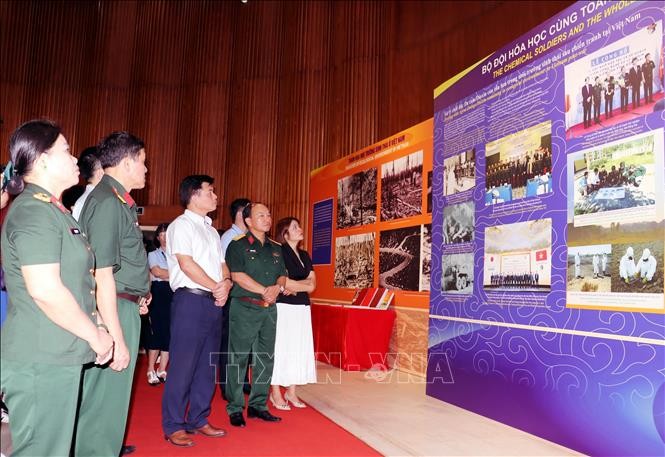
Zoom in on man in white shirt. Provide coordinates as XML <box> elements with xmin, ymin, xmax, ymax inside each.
<box><xmin>72</xmin><ymin>147</ymin><xmax>104</xmax><ymax>220</ymax></box>
<box><xmin>218</xmin><ymin>198</ymin><xmax>250</xmax><ymax>399</ymax></box>
<box><xmin>162</xmin><ymin>175</ymin><xmax>232</xmax><ymax>447</ymax></box>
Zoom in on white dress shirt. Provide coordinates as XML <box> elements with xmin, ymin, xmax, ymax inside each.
<box><xmin>166</xmin><ymin>209</ymin><xmax>223</xmax><ymax>291</ymax></box>
<box><xmin>220</xmin><ymin>223</ymin><xmax>246</xmax><ymax>261</ymax></box>
<box><xmin>72</xmin><ymin>184</ymin><xmax>95</xmax><ymax>221</ymax></box>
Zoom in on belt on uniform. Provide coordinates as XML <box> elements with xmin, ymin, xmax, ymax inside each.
<box><xmin>178</xmin><ymin>287</ymin><xmax>214</xmax><ymax>299</ymax></box>
<box><xmin>117</xmin><ymin>292</ymin><xmax>145</xmax><ymax>304</ymax></box>
<box><xmin>238</xmin><ymin>296</ymin><xmax>272</xmax><ymax>308</ymax></box>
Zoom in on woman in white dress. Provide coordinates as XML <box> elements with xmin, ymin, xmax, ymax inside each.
<box><xmin>269</xmin><ymin>217</ymin><xmax>317</xmax><ymax>410</ymax></box>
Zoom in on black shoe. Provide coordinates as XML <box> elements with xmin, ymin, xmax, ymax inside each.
<box><xmin>247</xmin><ymin>407</ymin><xmax>281</xmax><ymax>422</ymax></box>
<box><xmin>120</xmin><ymin>445</ymin><xmax>136</xmax><ymax>456</ymax></box>
<box><xmin>229</xmin><ymin>412</ymin><xmax>246</xmax><ymax>427</ymax></box>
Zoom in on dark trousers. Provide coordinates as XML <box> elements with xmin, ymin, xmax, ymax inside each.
<box><xmin>620</xmin><ymin>88</ymin><xmax>628</xmax><ymax>111</ymax></box>
<box><xmin>162</xmin><ymin>289</ymin><xmax>223</xmax><ymax>435</ymax></box>
<box><xmin>593</xmin><ymin>101</ymin><xmax>601</xmax><ymax>122</ymax></box>
<box><xmin>644</xmin><ymin>80</ymin><xmax>653</xmax><ymax>103</ymax></box>
<box><xmin>583</xmin><ymin>101</ymin><xmax>591</xmax><ymax>127</ymax></box>
<box><xmin>604</xmin><ymin>96</ymin><xmax>613</xmax><ymax>118</ymax></box>
<box><xmin>632</xmin><ymin>85</ymin><xmax>640</xmax><ymax>107</ymax></box>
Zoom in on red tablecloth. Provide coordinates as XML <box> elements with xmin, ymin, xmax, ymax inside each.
<box><xmin>311</xmin><ymin>303</ymin><xmax>396</xmax><ymax>371</ymax></box>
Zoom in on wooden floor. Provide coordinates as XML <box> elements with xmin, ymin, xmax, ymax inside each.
<box><xmin>299</xmin><ymin>363</ymin><xmax>579</xmax><ymax>456</ymax></box>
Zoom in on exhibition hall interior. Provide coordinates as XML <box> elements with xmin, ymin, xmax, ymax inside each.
<box><xmin>1</xmin><ymin>1</ymin><xmax>664</xmax><ymax>456</ymax></box>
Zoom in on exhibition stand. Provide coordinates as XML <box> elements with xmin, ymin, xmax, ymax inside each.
<box><xmin>311</xmin><ymin>303</ymin><xmax>396</xmax><ymax>371</ymax></box>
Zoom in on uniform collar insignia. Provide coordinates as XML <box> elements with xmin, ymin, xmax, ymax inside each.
<box><xmin>49</xmin><ymin>196</ymin><xmax>71</xmax><ymax>214</ymax></box>
<box><xmin>112</xmin><ymin>186</ymin><xmax>135</xmax><ymax>207</ymax></box>
<box><xmin>247</xmin><ymin>235</ymin><xmax>255</xmax><ymax>244</ymax></box>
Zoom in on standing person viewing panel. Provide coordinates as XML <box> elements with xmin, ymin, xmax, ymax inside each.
<box><xmin>225</xmin><ymin>202</ymin><xmax>288</xmax><ymax>427</ymax></box>
<box><xmin>162</xmin><ymin>175</ymin><xmax>231</xmax><ymax>447</ymax></box>
<box><xmin>72</xmin><ymin>146</ymin><xmax>104</xmax><ymax>221</ymax></box>
<box><xmin>218</xmin><ymin>197</ymin><xmax>251</xmax><ymax>399</ymax></box>
<box><xmin>269</xmin><ymin>217</ymin><xmax>317</xmax><ymax>411</ymax></box>
<box><xmin>0</xmin><ymin>120</ymin><xmax>114</xmax><ymax>456</ymax></box>
<box><xmin>75</xmin><ymin>131</ymin><xmax>151</xmax><ymax>457</ymax></box>
<box><xmin>146</xmin><ymin>222</ymin><xmax>172</xmax><ymax>385</ymax></box>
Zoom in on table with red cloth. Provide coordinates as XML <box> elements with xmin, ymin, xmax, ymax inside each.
<box><xmin>310</xmin><ymin>303</ymin><xmax>396</xmax><ymax>371</ymax></box>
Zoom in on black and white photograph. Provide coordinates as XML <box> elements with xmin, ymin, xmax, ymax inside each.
<box><xmin>381</xmin><ymin>150</ymin><xmax>423</xmax><ymax>221</ymax></box>
<box><xmin>485</xmin><ymin>121</ymin><xmax>552</xmax><ymax>206</ymax></box>
<box><xmin>567</xmin><ymin>244</ymin><xmax>612</xmax><ymax>293</ymax></box>
<box><xmin>441</xmin><ymin>252</ymin><xmax>474</xmax><ymax>294</ymax></box>
<box><xmin>427</xmin><ymin>170</ymin><xmax>432</xmax><ymax>214</ymax></box>
<box><xmin>420</xmin><ymin>224</ymin><xmax>432</xmax><ymax>292</ymax></box>
<box><xmin>483</xmin><ymin>218</ymin><xmax>552</xmax><ymax>292</ymax></box>
<box><xmin>443</xmin><ymin>148</ymin><xmax>475</xmax><ymax>196</ymax></box>
<box><xmin>337</xmin><ymin>168</ymin><xmax>377</xmax><ymax>229</ymax></box>
<box><xmin>379</xmin><ymin>225</ymin><xmax>421</xmax><ymax>291</ymax></box>
<box><xmin>443</xmin><ymin>201</ymin><xmax>474</xmax><ymax>245</ymax></box>
<box><xmin>334</xmin><ymin>233</ymin><xmax>375</xmax><ymax>288</ymax></box>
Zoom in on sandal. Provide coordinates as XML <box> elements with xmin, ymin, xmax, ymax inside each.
<box><xmin>284</xmin><ymin>392</ymin><xmax>306</xmax><ymax>408</ymax></box>
<box><xmin>147</xmin><ymin>370</ymin><xmax>160</xmax><ymax>385</ymax></box>
<box><xmin>156</xmin><ymin>370</ymin><xmax>167</xmax><ymax>383</ymax></box>
<box><xmin>269</xmin><ymin>394</ymin><xmax>291</xmax><ymax>411</ymax></box>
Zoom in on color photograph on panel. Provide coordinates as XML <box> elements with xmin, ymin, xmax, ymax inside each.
<box><xmin>485</xmin><ymin>121</ymin><xmax>553</xmax><ymax>205</ymax></box>
<box><xmin>483</xmin><ymin>218</ymin><xmax>552</xmax><ymax>291</ymax></box>
<box><xmin>380</xmin><ymin>150</ymin><xmax>423</xmax><ymax>221</ymax></box>
<box><xmin>379</xmin><ymin>226</ymin><xmax>421</xmax><ymax>291</ymax></box>
<box><xmin>337</xmin><ymin>168</ymin><xmax>377</xmax><ymax>229</ymax></box>
<box><xmin>563</xmin><ymin>20</ymin><xmax>663</xmax><ymax>138</ymax></box>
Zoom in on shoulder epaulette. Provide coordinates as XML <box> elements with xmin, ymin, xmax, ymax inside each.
<box><xmin>233</xmin><ymin>234</ymin><xmax>246</xmax><ymax>241</ymax></box>
<box><xmin>33</xmin><ymin>193</ymin><xmax>50</xmax><ymax>203</ymax></box>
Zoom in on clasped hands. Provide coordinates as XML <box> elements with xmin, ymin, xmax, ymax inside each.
<box><xmin>213</xmin><ymin>279</ymin><xmax>232</xmax><ymax>307</ymax></box>
<box><xmin>262</xmin><ymin>284</ymin><xmax>292</xmax><ymax>305</ymax></box>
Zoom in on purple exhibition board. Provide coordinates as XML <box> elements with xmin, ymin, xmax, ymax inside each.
<box><xmin>429</xmin><ymin>1</ymin><xmax>665</xmax><ymax>455</ymax></box>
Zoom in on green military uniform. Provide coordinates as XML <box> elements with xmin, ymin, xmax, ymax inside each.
<box><xmin>225</xmin><ymin>232</ymin><xmax>287</xmax><ymax>415</ymax></box>
<box><xmin>0</xmin><ymin>184</ymin><xmax>96</xmax><ymax>456</ymax></box>
<box><xmin>75</xmin><ymin>174</ymin><xmax>150</xmax><ymax>457</ymax></box>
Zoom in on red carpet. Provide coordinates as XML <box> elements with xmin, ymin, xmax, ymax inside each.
<box><xmin>566</xmin><ymin>92</ymin><xmax>664</xmax><ymax>139</ymax></box>
<box><xmin>124</xmin><ymin>355</ymin><xmax>380</xmax><ymax>456</ymax></box>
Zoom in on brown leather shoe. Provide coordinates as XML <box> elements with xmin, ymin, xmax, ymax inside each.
<box><xmin>191</xmin><ymin>423</ymin><xmax>226</xmax><ymax>437</ymax></box>
<box><xmin>165</xmin><ymin>430</ymin><xmax>195</xmax><ymax>447</ymax></box>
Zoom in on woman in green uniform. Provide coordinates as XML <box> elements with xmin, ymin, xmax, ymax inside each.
<box><xmin>0</xmin><ymin>119</ymin><xmax>114</xmax><ymax>456</ymax></box>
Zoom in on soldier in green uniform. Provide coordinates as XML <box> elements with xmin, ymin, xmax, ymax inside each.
<box><xmin>225</xmin><ymin>202</ymin><xmax>289</xmax><ymax>427</ymax></box>
<box><xmin>75</xmin><ymin>131</ymin><xmax>150</xmax><ymax>457</ymax></box>
<box><xmin>0</xmin><ymin>120</ymin><xmax>114</xmax><ymax>456</ymax></box>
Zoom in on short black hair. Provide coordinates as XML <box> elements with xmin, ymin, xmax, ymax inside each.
<box><xmin>153</xmin><ymin>222</ymin><xmax>169</xmax><ymax>248</ymax></box>
<box><xmin>229</xmin><ymin>198</ymin><xmax>250</xmax><ymax>220</ymax></box>
<box><xmin>77</xmin><ymin>146</ymin><xmax>101</xmax><ymax>181</ymax></box>
<box><xmin>97</xmin><ymin>131</ymin><xmax>145</xmax><ymax>169</ymax></box>
<box><xmin>179</xmin><ymin>175</ymin><xmax>214</xmax><ymax>208</ymax></box>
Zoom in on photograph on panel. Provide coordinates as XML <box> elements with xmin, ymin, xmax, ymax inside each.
<box><xmin>611</xmin><ymin>240</ymin><xmax>663</xmax><ymax>294</ymax></box>
<box><xmin>420</xmin><ymin>224</ymin><xmax>432</xmax><ymax>292</ymax></box>
<box><xmin>380</xmin><ymin>150</ymin><xmax>423</xmax><ymax>221</ymax></box>
<box><xmin>443</xmin><ymin>147</ymin><xmax>475</xmax><ymax>196</ymax></box>
<box><xmin>567</xmin><ymin>244</ymin><xmax>612</xmax><ymax>293</ymax></box>
<box><xmin>427</xmin><ymin>170</ymin><xmax>433</xmax><ymax>213</ymax></box>
<box><xmin>567</xmin><ymin>129</ymin><xmax>661</xmax><ymax>228</ymax></box>
<box><xmin>485</xmin><ymin>120</ymin><xmax>552</xmax><ymax>206</ymax></box>
<box><xmin>378</xmin><ymin>225</ymin><xmax>421</xmax><ymax>291</ymax></box>
<box><xmin>563</xmin><ymin>21</ymin><xmax>663</xmax><ymax>139</ymax></box>
<box><xmin>441</xmin><ymin>252</ymin><xmax>474</xmax><ymax>294</ymax></box>
<box><xmin>334</xmin><ymin>233</ymin><xmax>375</xmax><ymax>288</ymax></box>
<box><xmin>337</xmin><ymin>168</ymin><xmax>377</xmax><ymax>229</ymax></box>
<box><xmin>483</xmin><ymin>218</ymin><xmax>552</xmax><ymax>292</ymax></box>
<box><xmin>442</xmin><ymin>201</ymin><xmax>474</xmax><ymax>245</ymax></box>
